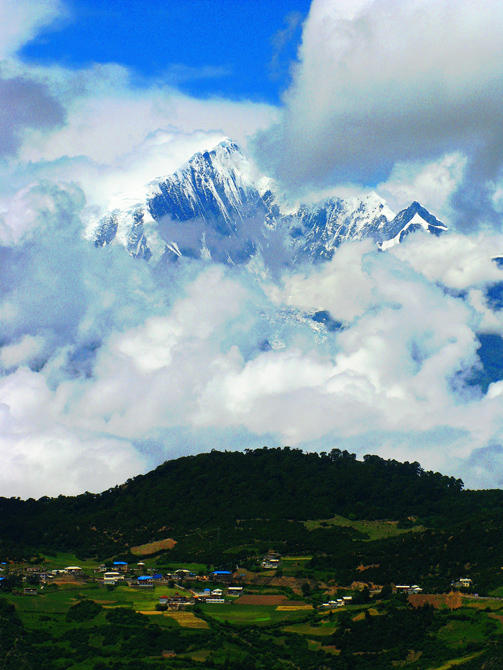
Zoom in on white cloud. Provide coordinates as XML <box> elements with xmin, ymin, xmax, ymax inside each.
<box><xmin>0</xmin><ymin>334</ymin><xmax>46</xmax><ymax>368</ymax></box>
<box><xmin>378</xmin><ymin>153</ymin><xmax>467</xmax><ymax>220</ymax></box>
<box><xmin>2</xmin><ymin>193</ymin><xmax>503</xmax><ymax>494</ymax></box>
<box><xmin>268</xmin><ymin>241</ymin><xmax>375</xmax><ymax>321</ymax></box>
<box><xmin>390</xmin><ymin>232</ymin><xmax>503</xmax><ymax>289</ymax></box>
<box><xmin>0</xmin><ymin>0</ymin><xmax>66</xmax><ymax>59</ymax></box>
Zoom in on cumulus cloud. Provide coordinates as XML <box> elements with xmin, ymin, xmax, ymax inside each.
<box><xmin>254</xmin><ymin>0</ymin><xmax>503</xmax><ymax>228</ymax></box>
<box><xmin>3</xmin><ymin>181</ymin><xmax>503</xmax><ymax>495</ymax></box>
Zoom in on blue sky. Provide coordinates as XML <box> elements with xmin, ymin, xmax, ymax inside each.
<box><xmin>19</xmin><ymin>0</ymin><xmax>311</xmax><ymax>103</ymax></box>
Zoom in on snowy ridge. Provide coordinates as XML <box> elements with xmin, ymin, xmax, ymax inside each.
<box><xmin>380</xmin><ymin>202</ymin><xmax>448</xmax><ymax>250</ymax></box>
<box><xmin>147</xmin><ymin>139</ymin><xmax>263</xmax><ymax>232</ymax></box>
<box><xmin>289</xmin><ymin>192</ymin><xmax>396</xmax><ymax>261</ymax></box>
<box><xmin>90</xmin><ymin>140</ymin><xmax>447</xmax><ymax>266</ymax></box>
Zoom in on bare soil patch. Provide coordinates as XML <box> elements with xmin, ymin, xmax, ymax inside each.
<box><xmin>164</xmin><ymin>611</ymin><xmax>209</xmax><ymax>628</ymax></box>
<box><xmin>408</xmin><ymin>592</ymin><xmax>462</xmax><ymax>610</ymax></box>
<box><xmin>131</xmin><ymin>538</ymin><xmax>177</xmax><ymax>556</ymax></box>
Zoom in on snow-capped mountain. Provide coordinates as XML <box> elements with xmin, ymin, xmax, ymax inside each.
<box><xmin>380</xmin><ymin>202</ymin><xmax>447</xmax><ymax>251</ymax></box>
<box><xmin>90</xmin><ymin>139</ymin><xmax>447</xmax><ymax>266</ymax></box>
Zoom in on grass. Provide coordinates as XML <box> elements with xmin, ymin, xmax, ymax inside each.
<box><xmin>11</xmin><ymin>582</ymin><xmax>189</xmax><ymax>622</ymax></box>
<box><xmin>148</xmin><ymin>562</ymin><xmax>207</xmax><ymax>572</ymax></box>
<box><xmin>438</xmin><ymin>612</ymin><xmax>497</xmax><ymax>648</ymax></box>
<box><xmin>38</xmin><ymin>552</ymin><xmax>102</xmax><ymax>570</ymax></box>
<box><xmin>180</xmin><ymin>649</ymin><xmax>212</xmax><ymax>662</ymax></box>
<box><xmin>130</xmin><ymin>538</ymin><xmax>177</xmax><ymax>555</ymax></box>
<box><xmin>163</xmin><ymin>611</ymin><xmax>209</xmax><ymax>628</ymax></box>
<box><xmin>200</xmin><ymin>603</ymin><xmax>307</xmax><ymax>626</ymax></box>
<box><xmin>489</xmin><ymin>586</ymin><xmax>503</xmax><ymax>597</ymax></box>
<box><xmin>282</xmin><ymin>622</ymin><xmax>337</xmax><ymax>636</ymax></box>
<box><xmin>304</xmin><ymin>515</ymin><xmax>424</xmax><ymax>540</ymax></box>
<box><xmin>426</xmin><ymin>652</ymin><xmax>484</xmax><ymax>670</ymax></box>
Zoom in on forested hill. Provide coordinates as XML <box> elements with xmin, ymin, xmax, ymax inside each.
<box><xmin>2</xmin><ymin>447</ymin><xmax>495</xmax><ymax>561</ymax></box>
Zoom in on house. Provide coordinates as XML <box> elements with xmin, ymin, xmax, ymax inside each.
<box><xmin>227</xmin><ymin>587</ymin><xmax>243</xmax><ymax>596</ymax></box>
<box><xmin>211</xmin><ymin>571</ymin><xmax>232</xmax><ymax>583</ymax></box>
<box><xmin>23</xmin><ymin>588</ymin><xmax>38</xmax><ymax>596</ymax></box>
<box><xmin>113</xmin><ymin>562</ymin><xmax>128</xmax><ymax>572</ymax></box>
<box><xmin>211</xmin><ymin>588</ymin><xmax>223</xmax><ymax>596</ymax></box>
<box><xmin>175</xmin><ymin>569</ymin><xmax>190</xmax><ymax>580</ymax></box>
<box><xmin>162</xmin><ymin>650</ymin><xmax>176</xmax><ymax>658</ymax></box>
<box><xmin>64</xmin><ymin>566</ymin><xmax>83</xmax><ymax>574</ymax></box>
<box><xmin>395</xmin><ymin>584</ymin><xmax>423</xmax><ymax>594</ymax></box>
<box><xmin>103</xmin><ymin>571</ymin><xmax>123</xmax><ymax>585</ymax></box>
<box><xmin>194</xmin><ymin>588</ymin><xmax>211</xmax><ymax>602</ymax></box>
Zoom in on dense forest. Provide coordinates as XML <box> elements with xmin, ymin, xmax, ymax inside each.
<box><xmin>0</xmin><ymin>447</ymin><xmax>466</xmax><ymax>554</ymax></box>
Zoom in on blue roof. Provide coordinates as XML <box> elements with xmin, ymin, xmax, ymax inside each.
<box><xmin>212</xmin><ymin>571</ymin><xmax>232</xmax><ymax>575</ymax></box>
<box><xmin>138</xmin><ymin>575</ymin><xmax>151</xmax><ymax>581</ymax></box>
<box><xmin>153</xmin><ymin>574</ymin><xmax>162</xmax><ymax>579</ymax></box>
<box><xmin>113</xmin><ymin>561</ymin><xmax>127</xmax><ymax>565</ymax></box>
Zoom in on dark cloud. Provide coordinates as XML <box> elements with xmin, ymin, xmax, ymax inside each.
<box><xmin>0</xmin><ymin>74</ymin><xmax>66</xmax><ymax>158</ymax></box>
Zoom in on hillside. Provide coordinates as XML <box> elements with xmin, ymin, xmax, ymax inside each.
<box><xmin>4</xmin><ymin>448</ymin><xmax>503</xmax><ymax>669</ymax></box>
<box><xmin>2</xmin><ymin>448</ymin><xmax>503</xmax><ymax>594</ymax></box>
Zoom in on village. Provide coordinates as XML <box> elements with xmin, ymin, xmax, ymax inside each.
<box><xmin>0</xmin><ymin>551</ymin><xmax>476</xmax><ymax>611</ymax></box>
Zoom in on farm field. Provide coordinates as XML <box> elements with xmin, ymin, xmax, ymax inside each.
<box><xmin>5</xmin><ymin>569</ymin><xmax>503</xmax><ymax>669</ymax></box>
<box><xmin>200</xmin><ymin>602</ymin><xmax>309</xmax><ymax>625</ymax></box>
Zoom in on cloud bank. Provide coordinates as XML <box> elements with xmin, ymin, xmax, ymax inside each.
<box><xmin>254</xmin><ymin>0</ymin><xmax>503</xmax><ymax>228</ymax></box>
<box><xmin>3</xmin><ymin>175</ymin><xmax>503</xmax><ymax>497</ymax></box>
<box><xmin>2</xmin><ymin>0</ymin><xmax>503</xmax><ymax>498</ymax></box>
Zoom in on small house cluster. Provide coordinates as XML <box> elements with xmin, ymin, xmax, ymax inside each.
<box><xmin>452</xmin><ymin>578</ymin><xmax>473</xmax><ymax>589</ymax></box>
<box><xmin>261</xmin><ymin>553</ymin><xmax>281</xmax><ymax>569</ymax></box>
<box><xmin>395</xmin><ymin>584</ymin><xmax>423</xmax><ymax>595</ymax></box>
<box><xmin>321</xmin><ymin>596</ymin><xmax>353</xmax><ymax>608</ymax></box>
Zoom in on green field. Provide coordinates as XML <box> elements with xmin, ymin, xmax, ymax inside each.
<box><xmin>200</xmin><ymin>602</ymin><xmax>309</xmax><ymax>625</ymax></box>
<box><xmin>304</xmin><ymin>514</ymin><xmax>425</xmax><ymax>540</ymax></box>
<box><xmin>4</xmin><ymin>579</ymin><xmax>503</xmax><ymax>669</ymax></box>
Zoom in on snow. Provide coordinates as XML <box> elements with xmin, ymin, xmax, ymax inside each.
<box><xmin>88</xmin><ymin>139</ymin><xmax>446</xmax><ymax>265</ymax></box>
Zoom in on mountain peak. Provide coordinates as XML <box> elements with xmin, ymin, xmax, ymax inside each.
<box><xmin>90</xmin><ymin>140</ymin><xmax>446</xmax><ymax>265</ymax></box>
